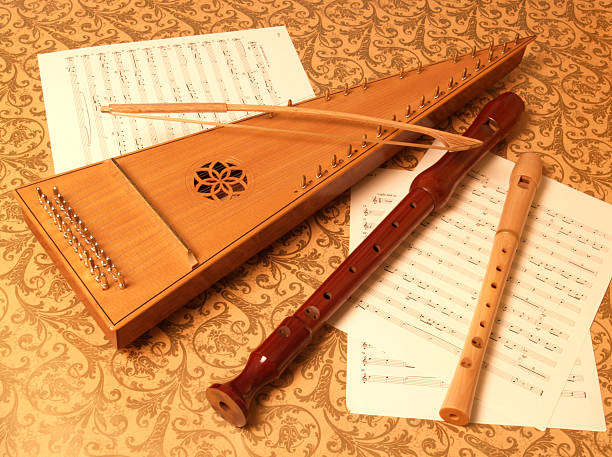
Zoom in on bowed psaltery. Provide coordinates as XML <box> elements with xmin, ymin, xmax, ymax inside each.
<box><xmin>14</xmin><ymin>36</ymin><xmax>534</xmax><ymax>348</ymax></box>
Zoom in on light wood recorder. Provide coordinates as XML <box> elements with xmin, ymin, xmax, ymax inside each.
<box><xmin>13</xmin><ymin>37</ymin><xmax>534</xmax><ymax>347</ymax></box>
<box><xmin>439</xmin><ymin>152</ymin><xmax>543</xmax><ymax>425</ymax></box>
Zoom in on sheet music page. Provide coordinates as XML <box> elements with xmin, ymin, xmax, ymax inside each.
<box><xmin>38</xmin><ymin>26</ymin><xmax>315</xmax><ymax>173</ymax></box>
<box><xmin>331</xmin><ymin>151</ymin><xmax>612</xmax><ymax>429</ymax></box>
<box><xmin>347</xmin><ymin>333</ymin><xmax>605</xmax><ymax>430</ymax></box>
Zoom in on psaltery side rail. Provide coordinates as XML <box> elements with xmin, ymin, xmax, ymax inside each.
<box><xmin>205</xmin><ymin>92</ymin><xmax>526</xmax><ymax>427</ymax></box>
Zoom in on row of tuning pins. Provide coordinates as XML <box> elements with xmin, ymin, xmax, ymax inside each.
<box><xmin>397</xmin><ymin>34</ymin><xmax>522</xmax><ymax>116</ymax></box>
<box><xmin>36</xmin><ymin>185</ymin><xmax>126</xmax><ymax>290</ymax></box>
<box><xmin>320</xmin><ymin>33</ymin><xmax>522</xmax><ymax>110</ymax></box>
<box><xmin>298</xmin><ymin>34</ymin><xmax>522</xmax><ymax>189</ymax></box>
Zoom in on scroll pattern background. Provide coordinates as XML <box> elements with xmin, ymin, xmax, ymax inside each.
<box><xmin>0</xmin><ymin>0</ymin><xmax>610</xmax><ymax>456</ymax></box>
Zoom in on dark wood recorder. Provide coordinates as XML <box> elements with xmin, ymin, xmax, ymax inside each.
<box><xmin>206</xmin><ymin>92</ymin><xmax>526</xmax><ymax>426</ymax></box>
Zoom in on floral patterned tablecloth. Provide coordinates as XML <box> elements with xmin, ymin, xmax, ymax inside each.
<box><xmin>0</xmin><ymin>1</ymin><xmax>610</xmax><ymax>456</ymax></box>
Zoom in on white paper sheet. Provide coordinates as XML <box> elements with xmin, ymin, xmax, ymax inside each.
<box><xmin>332</xmin><ymin>150</ymin><xmax>611</xmax><ymax>429</ymax></box>
<box><xmin>347</xmin><ymin>333</ymin><xmax>605</xmax><ymax>430</ymax></box>
<box><xmin>38</xmin><ymin>26</ymin><xmax>315</xmax><ymax>173</ymax></box>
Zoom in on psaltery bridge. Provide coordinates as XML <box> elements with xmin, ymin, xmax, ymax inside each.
<box><xmin>14</xmin><ymin>36</ymin><xmax>535</xmax><ymax>347</ymax></box>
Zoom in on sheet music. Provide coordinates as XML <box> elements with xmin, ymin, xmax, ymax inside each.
<box><xmin>38</xmin><ymin>26</ymin><xmax>315</xmax><ymax>173</ymax></box>
<box><xmin>332</xmin><ymin>150</ymin><xmax>612</xmax><ymax>429</ymax></box>
<box><xmin>347</xmin><ymin>333</ymin><xmax>605</xmax><ymax>430</ymax></box>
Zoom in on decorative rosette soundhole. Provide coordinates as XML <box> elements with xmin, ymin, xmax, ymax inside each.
<box><xmin>193</xmin><ymin>161</ymin><xmax>249</xmax><ymax>201</ymax></box>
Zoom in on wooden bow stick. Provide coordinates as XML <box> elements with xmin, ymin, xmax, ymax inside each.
<box><xmin>101</xmin><ymin>102</ymin><xmax>482</xmax><ymax>152</ymax></box>
<box><xmin>439</xmin><ymin>152</ymin><xmax>543</xmax><ymax>426</ymax></box>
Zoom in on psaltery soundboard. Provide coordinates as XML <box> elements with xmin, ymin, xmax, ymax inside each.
<box><xmin>14</xmin><ymin>37</ymin><xmax>534</xmax><ymax>347</ymax></box>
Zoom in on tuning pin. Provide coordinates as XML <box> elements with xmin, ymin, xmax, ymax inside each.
<box><xmin>36</xmin><ymin>187</ymin><xmax>43</xmax><ymax>203</ymax></box>
<box><xmin>116</xmin><ymin>273</ymin><xmax>126</xmax><ymax>289</ymax></box>
<box><xmin>347</xmin><ymin>144</ymin><xmax>353</xmax><ymax>158</ymax></box>
<box><xmin>76</xmin><ymin>219</ymin><xmax>83</xmax><ymax>233</ymax></box>
<box><xmin>475</xmin><ymin>58</ymin><xmax>481</xmax><ymax>71</ymax></box>
<box><xmin>405</xmin><ymin>105</ymin><xmax>411</xmax><ymax>118</ymax></box>
<box><xmin>300</xmin><ymin>175</ymin><xmax>307</xmax><ymax>189</ymax></box>
<box><xmin>399</xmin><ymin>68</ymin><xmax>405</xmax><ymax>79</ymax></box>
<box><xmin>54</xmin><ymin>193</ymin><xmax>64</xmax><ymax>209</ymax></box>
<box><xmin>471</xmin><ymin>46</ymin><xmax>476</xmax><ymax>58</ymax></box>
<box><xmin>419</xmin><ymin>95</ymin><xmax>425</xmax><ymax>108</ymax></box>
<box><xmin>316</xmin><ymin>165</ymin><xmax>323</xmax><ymax>178</ymax></box>
<box><xmin>99</xmin><ymin>272</ymin><xmax>109</xmax><ymax>290</ymax></box>
<box><xmin>61</xmin><ymin>221</ymin><xmax>68</xmax><ymax>237</ymax></box>
<box><xmin>433</xmin><ymin>86</ymin><xmax>440</xmax><ymax>99</ymax></box>
<box><xmin>91</xmin><ymin>242</ymin><xmax>100</xmax><ymax>257</ymax></box>
<box><xmin>377</xmin><ymin>125</ymin><xmax>382</xmax><ymax>137</ymax></box>
<box><xmin>287</xmin><ymin>99</ymin><xmax>292</xmax><ymax>107</ymax></box>
<box><xmin>488</xmin><ymin>47</ymin><xmax>494</xmax><ymax>62</ymax></box>
<box><xmin>325</xmin><ymin>89</ymin><xmax>331</xmax><ymax>100</ymax></box>
<box><xmin>344</xmin><ymin>82</ymin><xmax>350</xmax><ymax>95</ymax></box>
<box><xmin>86</xmin><ymin>233</ymin><xmax>96</xmax><ymax>246</ymax></box>
<box><xmin>362</xmin><ymin>78</ymin><xmax>368</xmax><ymax>90</ymax></box>
<box><xmin>87</xmin><ymin>257</ymin><xmax>95</xmax><ymax>274</ymax></box>
<box><xmin>102</xmin><ymin>255</ymin><xmax>111</xmax><ymax>268</ymax></box>
<box><xmin>52</xmin><ymin>186</ymin><xmax>59</xmax><ymax>198</ymax></box>
<box><xmin>361</xmin><ymin>134</ymin><xmax>367</xmax><ymax>148</ymax></box>
<box><xmin>74</xmin><ymin>240</ymin><xmax>81</xmax><ymax>254</ymax></box>
<box><xmin>462</xmin><ymin>67</ymin><xmax>468</xmax><ymax>80</ymax></box>
<box><xmin>489</xmin><ymin>39</ymin><xmax>494</xmax><ymax>53</ymax></box>
<box><xmin>501</xmin><ymin>41</ymin><xmax>508</xmax><ymax>54</ymax></box>
<box><xmin>391</xmin><ymin>113</ymin><xmax>397</xmax><ymax>121</ymax></box>
<box><xmin>48</xmin><ymin>204</ymin><xmax>56</xmax><ymax>220</ymax></box>
<box><xmin>82</xmin><ymin>227</ymin><xmax>90</xmax><ymax>241</ymax></box>
<box><xmin>80</xmin><ymin>248</ymin><xmax>88</xmax><ymax>264</ymax></box>
<box><xmin>331</xmin><ymin>154</ymin><xmax>338</xmax><ymax>168</ymax></box>
<box><xmin>69</xmin><ymin>234</ymin><xmax>77</xmax><ymax>247</ymax></box>
<box><xmin>448</xmin><ymin>76</ymin><xmax>454</xmax><ymax>89</ymax></box>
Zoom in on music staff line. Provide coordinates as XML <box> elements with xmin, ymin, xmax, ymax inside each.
<box><xmin>377</xmin><ymin>233</ymin><xmax>582</xmax><ymax>327</ymax></box>
<box><xmin>414</xmin><ymin>214</ymin><xmax>601</xmax><ymax>281</ymax></box>
<box><xmin>360</xmin><ymin>346</ymin><xmax>585</xmax><ymax>388</ymax></box>
<box><xmin>354</xmin><ymin>286</ymin><xmax>558</xmax><ymax>377</ymax></box>
<box><xmin>364</xmin><ymin>239</ymin><xmax>580</xmax><ymax>344</ymax></box>
<box><xmin>451</xmin><ymin>176</ymin><xmax>609</xmax><ymax>256</ymax></box>
<box><xmin>462</xmin><ymin>169</ymin><xmax>609</xmax><ymax>245</ymax></box>
<box><xmin>446</xmin><ymin>192</ymin><xmax>606</xmax><ymax>265</ymax></box>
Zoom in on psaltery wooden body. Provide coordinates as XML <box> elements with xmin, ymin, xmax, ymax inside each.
<box><xmin>14</xmin><ymin>37</ymin><xmax>534</xmax><ymax>347</ymax></box>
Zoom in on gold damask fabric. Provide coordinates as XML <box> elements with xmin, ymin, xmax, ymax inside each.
<box><xmin>0</xmin><ymin>1</ymin><xmax>610</xmax><ymax>456</ymax></box>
